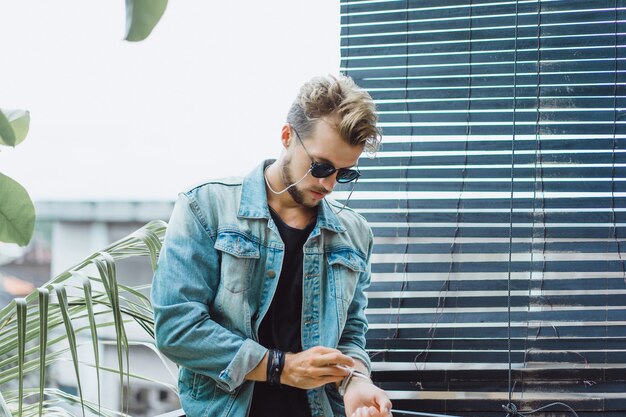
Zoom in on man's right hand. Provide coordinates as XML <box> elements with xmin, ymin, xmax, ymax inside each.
<box><xmin>281</xmin><ymin>346</ymin><xmax>355</xmax><ymax>389</ymax></box>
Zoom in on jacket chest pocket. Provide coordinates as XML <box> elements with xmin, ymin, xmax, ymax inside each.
<box><xmin>327</xmin><ymin>249</ymin><xmax>367</xmax><ymax>331</ymax></box>
<box><xmin>214</xmin><ymin>231</ymin><xmax>260</xmax><ymax>293</ymax></box>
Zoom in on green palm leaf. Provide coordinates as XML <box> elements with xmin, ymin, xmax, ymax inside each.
<box><xmin>0</xmin><ymin>392</ymin><xmax>10</xmax><ymax>417</ymax></box>
<box><xmin>53</xmin><ymin>285</ymin><xmax>85</xmax><ymax>417</ymax></box>
<box><xmin>93</xmin><ymin>252</ymin><xmax>129</xmax><ymax>413</ymax></box>
<box><xmin>78</xmin><ymin>273</ymin><xmax>100</xmax><ymax>416</ymax></box>
<box><xmin>0</xmin><ymin>220</ymin><xmax>171</xmax><ymax>416</ymax></box>
<box><xmin>37</xmin><ymin>288</ymin><xmax>49</xmax><ymax>417</ymax></box>
<box><xmin>15</xmin><ymin>298</ymin><xmax>26</xmax><ymax>417</ymax></box>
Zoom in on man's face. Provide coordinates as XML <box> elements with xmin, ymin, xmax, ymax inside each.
<box><xmin>281</xmin><ymin>118</ymin><xmax>364</xmax><ymax>209</ymax></box>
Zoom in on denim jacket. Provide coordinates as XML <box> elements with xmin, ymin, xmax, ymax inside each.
<box><xmin>152</xmin><ymin>160</ymin><xmax>374</xmax><ymax>417</ymax></box>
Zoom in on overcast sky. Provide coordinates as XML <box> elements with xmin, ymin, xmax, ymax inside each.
<box><xmin>0</xmin><ymin>1</ymin><xmax>340</xmax><ymax>201</ymax></box>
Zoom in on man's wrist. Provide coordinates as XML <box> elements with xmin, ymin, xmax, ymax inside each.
<box><xmin>338</xmin><ymin>367</ymin><xmax>372</xmax><ymax>395</ymax></box>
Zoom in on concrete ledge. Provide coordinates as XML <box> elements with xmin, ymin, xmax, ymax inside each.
<box><xmin>34</xmin><ymin>201</ymin><xmax>175</xmax><ymax>222</ymax></box>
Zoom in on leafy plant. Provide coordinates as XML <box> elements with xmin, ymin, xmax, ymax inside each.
<box><xmin>0</xmin><ymin>3</ymin><xmax>173</xmax><ymax>415</ymax></box>
<box><xmin>0</xmin><ymin>109</ymin><xmax>35</xmax><ymax>247</ymax></box>
<box><xmin>0</xmin><ymin>220</ymin><xmax>176</xmax><ymax>416</ymax></box>
<box><xmin>125</xmin><ymin>0</ymin><xmax>169</xmax><ymax>42</ymax></box>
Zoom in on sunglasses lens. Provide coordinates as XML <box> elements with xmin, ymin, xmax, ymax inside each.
<box><xmin>310</xmin><ymin>162</ymin><xmax>336</xmax><ymax>178</ymax></box>
<box><xmin>336</xmin><ymin>169</ymin><xmax>360</xmax><ymax>183</ymax></box>
<box><xmin>310</xmin><ymin>162</ymin><xmax>360</xmax><ymax>183</ymax></box>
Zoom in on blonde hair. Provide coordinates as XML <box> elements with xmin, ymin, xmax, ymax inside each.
<box><xmin>287</xmin><ymin>74</ymin><xmax>381</xmax><ymax>154</ymax></box>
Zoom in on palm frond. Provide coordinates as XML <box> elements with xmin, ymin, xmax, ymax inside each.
<box><xmin>52</xmin><ymin>285</ymin><xmax>85</xmax><ymax>417</ymax></box>
<box><xmin>79</xmin><ymin>274</ymin><xmax>100</xmax><ymax>416</ymax></box>
<box><xmin>0</xmin><ymin>220</ymin><xmax>170</xmax><ymax>416</ymax></box>
<box><xmin>37</xmin><ymin>288</ymin><xmax>49</xmax><ymax>417</ymax></box>
<box><xmin>16</xmin><ymin>298</ymin><xmax>26</xmax><ymax>417</ymax></box>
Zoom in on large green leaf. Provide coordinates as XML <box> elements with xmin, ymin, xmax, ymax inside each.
<box><xmin>124</xmin><ymin>0</ymin><xmax>168</xmax><ymax>42</ymax></box>
<box><xmin>0</xmin><ymin>172</ymin><xmax>35</xmax><ymax>246</ymax></box>
<box><xmin>0</xmin><ymin>109</ymin><xmax>30</xmax><ymax>147</ymax></box>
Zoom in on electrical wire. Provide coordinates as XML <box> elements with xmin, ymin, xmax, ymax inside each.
<box><xmin>391</xmin><ymin>410</ymin><xmax>468</xmax><ymax>417</ymax></box>
<box><xmin>394</xmin><ymin>0</ymin><xmax>411</xmax><ymax>343</ymax></box>
<box><xmin>390</xmin><ymin>400</ymin><xmax>583</xmax><ymax>417</ymax></box>
<box><xmin>502</xmin><ymin>2</ymin><xmax>583</xmax><ymax>416</ymax></box>
<box><xmin>503</xmin><ymin>402</ymin><xmax>580</xmax><ymax>417</ymax></box>
<box><xmin>505</xmin><ymin>0</ymin><xmax>520</xmax><ymax>409</ymax></box>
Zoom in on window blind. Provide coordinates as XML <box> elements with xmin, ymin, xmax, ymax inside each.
<box><xmin>339</xmin><ymin>0</ymin><xmax>626</xmax><ymax>415</ymax></box>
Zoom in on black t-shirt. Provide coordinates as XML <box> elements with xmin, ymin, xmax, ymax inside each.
<box><xmin>249</xmin><ymin>208</ymin><xmax>315</xmax><ymax>417</ymax></box>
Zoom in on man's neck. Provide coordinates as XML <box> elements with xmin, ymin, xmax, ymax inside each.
<box><xmin>265</xmin><ymin>163</ymin><xmax>317</xmax><ymax>229</ymax></box>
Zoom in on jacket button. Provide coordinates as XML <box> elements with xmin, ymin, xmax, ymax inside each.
<box><xmin>267</xmin><ymin>270</ymin><xmax>276</xmax><ymax>278</ymax></box>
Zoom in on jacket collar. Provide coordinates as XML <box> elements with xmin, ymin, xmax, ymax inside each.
<box><xmin>237</xmin><ymin>160</ymin><xmax>346</xmax><ymax>233</ymax></box>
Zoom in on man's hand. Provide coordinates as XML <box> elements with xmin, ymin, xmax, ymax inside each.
<box><xmin>343</xmin><ymin>377</ymin><xmax>393</xmax><ymax>417</ymax></box>
<box><xmin>281</xmin><ymin>346</ymin><xmax>355</xmax><ymax>389</ymax></box>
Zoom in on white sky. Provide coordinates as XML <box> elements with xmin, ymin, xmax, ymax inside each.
<box><xmin>0</xmin><ymin>1</ymin><xmax>340</xmax><ymax>201</ymax></box>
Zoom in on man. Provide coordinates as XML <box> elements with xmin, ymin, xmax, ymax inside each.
<box><xmin>152</xmin><ymin>74</ymin><xmax>392</xmax><ymax>417</ymax></box>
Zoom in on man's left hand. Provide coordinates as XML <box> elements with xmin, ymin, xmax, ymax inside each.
<box><xmin>343</xmin><ymin>377</ymin><xmax>393</xmax><ymax>417</ymax></box>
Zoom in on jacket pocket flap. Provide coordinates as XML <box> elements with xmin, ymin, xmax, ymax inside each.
<box><xmin>214</xmin><ymin>231</ymin><xmax>260</xmax><ymax>258</ymax></box>
<box><xmin>328</xmin><ymin>249</ymin><xmax>367</xmax><ymax>272</ymax></box>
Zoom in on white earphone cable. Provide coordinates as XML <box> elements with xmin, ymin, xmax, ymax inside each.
<box><xmin>264</xmin><ymin>165</ymin><xmax>311</xmax><ymax>195</ymax></box>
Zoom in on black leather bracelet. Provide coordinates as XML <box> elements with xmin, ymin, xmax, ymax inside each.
<box><xmin>267</xmin><ymin>349</ymin><xmax>285</xmax><ymax>387</ymax></box>
<box><xmin>266</xmin><ymin>349</ymin><xmax>276</xmax><ymax>384</ymax></box>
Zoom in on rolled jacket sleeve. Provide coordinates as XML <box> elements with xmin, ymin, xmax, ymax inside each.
<box><xmin>151</xmin><ymin>193</ymin><xmax>266</xmax><ymax>393</ymax></box>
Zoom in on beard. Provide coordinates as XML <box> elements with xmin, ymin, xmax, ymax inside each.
<box><xmin>281</xmin><ymin>157</ymin><xmax>306</xmax><ymax>205</ymax></box>
<box><xmin>280</xmin><ymin>158</ymin><xmax>324</xmax><ymax>208</ymax></box>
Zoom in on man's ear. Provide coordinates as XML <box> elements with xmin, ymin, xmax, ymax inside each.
<box><xmin>280</xmin><ymin>124</ymin><xmax>292</xmax><ymax>149</ymax></box>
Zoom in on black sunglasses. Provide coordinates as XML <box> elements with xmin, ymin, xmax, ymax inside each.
<box><xmin>291</xmin><ymin>127</ymin><xmax>361</xmax><ymax>184</ymax></box>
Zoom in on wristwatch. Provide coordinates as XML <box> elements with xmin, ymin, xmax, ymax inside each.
<box><xmin>338</xmin><ymin>368</ymin><xmax>371</xmax><ymax>395</ymax></box>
